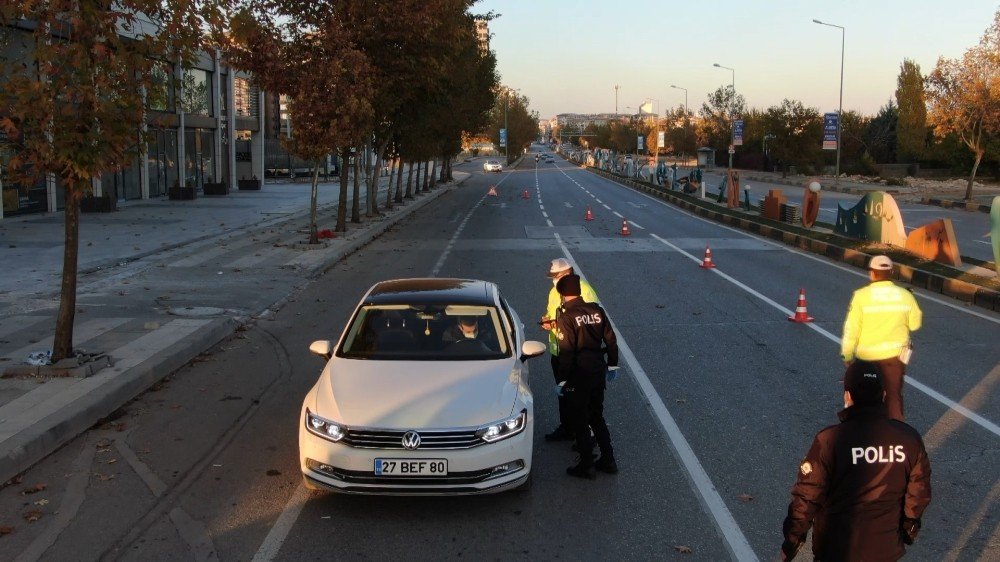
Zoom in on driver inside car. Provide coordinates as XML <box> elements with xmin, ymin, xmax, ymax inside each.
<box><xmin>442</xmin><ymin>315</ymin><xmax>499</xmax><ymax>352</ymax></box>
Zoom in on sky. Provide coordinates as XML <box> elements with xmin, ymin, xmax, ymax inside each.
<box><xmin>475</xmin><ymin>0</ymin><xmax>998</xmax><ymax>119</ymax></box>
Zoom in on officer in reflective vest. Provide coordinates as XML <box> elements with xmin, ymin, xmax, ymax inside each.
<box><xmin>781</xmin><ymin>360</ymin><xmax>931</xmax><ymax>561</ymax></box>
<box><xmin>553</xmin><ymin>274</ymin><xmax>618</xmax><ymax>479</ymax></box>
<box><xmin>841</xmin><ymin>255</ymin><xmax>922</xmax><ymax>421</ymax></box>
<box><xmin>540</xmin><ymin>258</ymin><xmax>598</xmax><ymax>442</ymax></box>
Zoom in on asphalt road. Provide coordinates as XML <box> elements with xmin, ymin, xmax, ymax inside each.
<box><xmin>1</xmin><ymin>152</ymin><xmax>998</xmax><ymax>561</ymax></box>
<box><xmin>699</xmin><ymin>170</ymin><xmax>996</xmax><ymax>264</ymax></box>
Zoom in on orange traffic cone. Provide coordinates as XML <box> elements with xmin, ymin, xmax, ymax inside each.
<box><xmin>487</xmin><ymin>185</ymin><xmax>498</xmax><ymax>196</ymax></box>
<box><xmin>585</xmin><ymin>206</ymin><xmax>594</xmax><ymax>221</ymax></box>
<box><xmin>699</xmin><ymin>246</ymin><xmax>716</xmax><ymax>269</ymax></box>
<box><xmin>787</xmin><ymin>288</ymin><xmax>814</xmax><ymax>323</ymax></box>
<box><xmin>522</xmin><ymin>189</ymin><xmax>530</xmax><ymax>200</ymax></box>
<box><xmin>619</xmin><ymin>219</ymin><xmax>631</xmax><ymax>236</ymax></box>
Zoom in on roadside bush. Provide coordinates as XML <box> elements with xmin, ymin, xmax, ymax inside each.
<box><xmin>884</xmin><ymin>176</ymin><xmax>907</xmax><ymax>186</ymax></box>
<box><xmin>859</xmin><ymin>152</ymin><xmax>880</xmax><ymax>176</ymax></box>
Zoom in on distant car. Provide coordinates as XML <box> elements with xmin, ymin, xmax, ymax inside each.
<box><xmin>546</xmin><ymin>157</ymin><xmax>555</xmax><ymax>163</ymax></box>
<box><xmin>483</xmin><ymin>160</ymin><xmax>503</xmax><ymax>173</ymax></box>
<box><xmin>299</xmin><ymin>278</ymin><xmax>547</xmax><ymax>495</ymax></box>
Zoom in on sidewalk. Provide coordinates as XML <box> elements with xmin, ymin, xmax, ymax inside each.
<box><xmin>0</xmin><ymin>169</ymin><xmax>470</xmax><ymax>482</ymax></box>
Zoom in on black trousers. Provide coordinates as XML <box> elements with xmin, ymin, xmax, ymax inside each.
<box><xmin>566</xmin><ymin>373</ymin><xmax>613</xmax><ymax>463</ymax></box>
<box><xmin>871</xmin><ymin>357</ymin><xmax>906</xmax><ymax>421</ymax></box>
<box><xmin>551</xmin><ymin>355</ymin><xmax>568</xmax><ymax>427</ymax></box>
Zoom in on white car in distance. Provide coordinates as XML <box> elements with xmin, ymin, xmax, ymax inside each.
<box><xmin>483</xmin><ymin>160</ymin><xmax>503</xmax><ymax>173</ymax></box>
<box><xmin>300</xmin><ymin>278</ymin><xmax>546</xmax><ymax>495</ymax></box>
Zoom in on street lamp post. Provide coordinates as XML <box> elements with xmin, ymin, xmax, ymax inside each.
<box><xmin>670</xmin><ymin>84</ymin><xmax>688</xmax><ymax>161</ymax></box>
<box><xmin>502</xmin><ymin>87</ymin><xmax>520</xmax><ymax>162</ymax></box>
<box><xmin>614</xmin><ymin>84</ymin><xmax>620</xmax><ymax>115</ymax></box>
<box><xmin>713</xmin><ymin>63</ymin><xmax>736</xmax><ymax>170</ymax></box>
<box><xmin>814</xmin><ymin>18</ymin><xmax>845</xmax><ymax>185</ymax></box>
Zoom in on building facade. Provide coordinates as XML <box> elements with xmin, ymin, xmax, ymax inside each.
<box><xmin>0</xmin><ymin>23</ymin><xmax>266</xmax><ymax>219</ymax></box>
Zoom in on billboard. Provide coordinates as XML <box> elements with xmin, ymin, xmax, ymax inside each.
<box><xmin>499</xmin><ymin>128</ymin><xmax>507</xmax><ymax>148</ymax></box>
<box><xmin>733</xmin><ymin>119</ymin><xmax>744</xmax><ymax>146</ymax></box>
<box><xmin>823</xmin><ymin>113</ymin><xmax>838</xmax><ymax>150</ymax></box>
<box><xmin>637</xmin><ymin>135</ymin><xmax>644</xmax><ymax>151</ymax></box>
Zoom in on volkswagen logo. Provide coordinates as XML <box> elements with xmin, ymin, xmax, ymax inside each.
<box><xmin>401</xmin><ymin>431</ymin><xmax>421</xmax><ymax>450</ymax></box>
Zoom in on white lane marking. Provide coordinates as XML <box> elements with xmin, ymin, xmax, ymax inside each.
<box><xmin>602</xmin><ymin>204</ymin><xmax>612</xmax><ymax>210</ymax></box>
<box><xmin>251</xmin><ymin>484</ymin><xmax>311</xmax><ymax>562</ymax></box>
<box><xmin>551</xmin><ymin>232</ymin><xmax>758</xmax><ymax>562</ymax></box>
<box><xmin>612</xmin><ymin>211</ymin><xmax>624</xmax><ymax>218</ymax></box>
<box><xmin>545</xmin><ymin>218</ymin><xmax>554</xmax><ymax>227</ymax></box>
<box><xmin>595</xmin><ymin>198</ymin><xmax>603</xmax><ymax>204</ymax></box>
<box><xmin>974</xmin><ymin>240</ymin><xmax>991</xmax><ymax>245</ymax></box>
<box><xmin>539</xmin><ymin>204</ymin><xmax>545</xmax><ymax>210</ymax></box>
<box><xmin>541</xmin><ymin>211</ymin><xmax>549</xmax><ymax>219</ymax></box>
<box><xmin>622</xmin><ymin>180</ymin><xmax>1000</xmax><ymax>326</ymax></box>
<box><xmin>629</xmin><ymin>222</ymin><xmax>646</xmax><ymax>230</ymax></box>
<box><xmin>431</xmin><ymin>175</ymin><xmax>513</xmax><ymax>276</ymax></box>
<box><xmin>649</xmin><ymin>232</ymin><xmax>1000</xmax><ymax>439</ymax></box>
<box><xmin>565</xmin><ymin>202</ymin><xmax>573</xmax><ymax>208</ymax></box>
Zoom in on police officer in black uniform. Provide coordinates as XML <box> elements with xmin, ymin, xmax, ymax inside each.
<box><xmin>781</xmin><ymin>360</ymin><xmax>932</xmax><ymax>561</ymax></box>
<box><xmin>554</xmin><ymin>274</ymin><xmax>619</xmax><ymax>479</ymax></box>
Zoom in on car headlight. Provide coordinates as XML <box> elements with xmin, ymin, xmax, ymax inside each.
<box><xmin>305</xmin><ymin>409</ymin><xmax>345</xmax><ymax>442</ymax></box>
<box><xmin>476</xmin><ymin>409</ymin><xmax>527</xmax><ymax>443</ymax></box>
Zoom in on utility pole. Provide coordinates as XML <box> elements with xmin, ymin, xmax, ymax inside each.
<box><xmin>713</xmin><ymin>63</ymin><xmax>736</xmax><ymax>171</ymax></box>
<box><xmin>614</xmin><ymin>84</ymin><xmax>620</xmax><ymax>115</ymax></box>
<box><xmin>814</xmin><ymin>19</ymin><xmax>845</xmax><ymax>185</ymax></box>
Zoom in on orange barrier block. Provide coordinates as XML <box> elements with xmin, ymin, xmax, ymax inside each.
<box><xmin>905</xmin><ymin>219</ymin><xmax>962</xmax><ymax>267</ymax></box>
<box><xmin>763</xmin><ymin>189</ymin><xmax>787</xmax><ymax>221</ymax></box>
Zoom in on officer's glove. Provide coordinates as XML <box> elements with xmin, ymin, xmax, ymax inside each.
<box><xmin>553</xmin><ymin>381</ymin><xmax>567</xmax><ymax>397</ymax></box>
<box><xmin>606</xmin><ymin>366</ymin><xmax>620</xmax><ymax>383</ymax></box>
<box><xmin>900</xmin><ymin>517</ymin><xmax>921</xmax><ymax>545</ymax></box>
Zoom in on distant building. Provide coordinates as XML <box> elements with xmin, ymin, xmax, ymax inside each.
<box><xmin>1</xmin><ymin>21</ymin><xmax>266</xmax><ymax>218</ymax></box>
<box><xmin>475</xmin><ymin>19</ymin><xmax>490</xmax><ymax>56</ymax></box>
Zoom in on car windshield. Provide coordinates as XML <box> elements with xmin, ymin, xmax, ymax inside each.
<box><xmin>337</xmin><ymin>304</ymin><xmax>511</xmax><ymax>361</ymax></box>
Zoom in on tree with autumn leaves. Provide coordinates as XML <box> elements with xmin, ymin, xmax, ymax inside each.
<box><xmin>0</xmin><ymin>1</ymin><xmax>221</xmax><ymax>361</ymax></box>
<box><xmin>926</xmin><ymin>9</ymin><xmax>1000</xmax><ymax>201</ymax></box>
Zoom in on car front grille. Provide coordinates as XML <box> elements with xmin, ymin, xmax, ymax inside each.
<box><xmin>342</xmin><ymin>428</ymin><xmax>482</xmax><ymax>450</ymax></box>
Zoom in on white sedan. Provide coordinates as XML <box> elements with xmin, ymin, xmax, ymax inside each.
<box><xmin>483</xmin><ymin>160</ymin><xmax>503</xmax><ymax>172</ymax></box>
<box><xmin>300</xmin><ymin>278</ymin><xmax>546</xmax><ymax>495</ymax></box>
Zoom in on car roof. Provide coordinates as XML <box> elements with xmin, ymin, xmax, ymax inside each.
<box><xmin>365</xmin><ymin>278</ymin><xmax>498</xmax><ymax>306</ymax></box>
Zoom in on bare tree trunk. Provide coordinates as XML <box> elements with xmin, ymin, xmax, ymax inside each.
<box><xmin>394</xmin><ymin>156</ymin><xmax>404</xmax><ymax>203</ymax></box>
<box><xmin>446</xmin><ymin>158</ymin><xmax>453</xmax><ymax>182</ymax></box>
<box><xmin>965</xmin><ymin>150</ymin><xmax>983</xmax><ymax>201</ymax></box>
<box><xmin>422</xmin><ymin>161</ymin><xmax>430</xmax><ymax>192</ymax></box>
<box><xmin>52</xmin><ymin>184</ymin><xmax>83</xmax><ymax>361</ymax></box>
<box><xmin>405</xmin><ymin>160</ymin><xmax>414</xmax><ymax>199</ymax></box>
<box><xmin>336</xmin><ymin>147</ymin><xmax>349</xmax><ymax>232</ymax></box>
<box><xmin>352</xmin><ymin>145</ymin><xmax>361</xmax><ymax>223</ymax></box>
<box><xmin>439</xmin><ymin>154</ymin><xmax>448</xmax><ymax>183</ymax></box>
<box><xmin>414</xmin><ymin>161</ymin><xmax>421</xmax><ymax>194</ymax></box>
<box><xmin>308</xmin><ymin>163</ymin><xmax>321</xmax><ymax>244</ymax></box>
<box><xmin>429</xmin><ymin>160</ymin><xmax>437</xmax><ymax>188</ymax></box>
<box><xmin>384</xmin><ymin>151</ymin><xmax>394</xmax><ymax>210</ymax></box>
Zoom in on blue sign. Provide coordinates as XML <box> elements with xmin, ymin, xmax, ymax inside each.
<box><xmin>499</xmin><ymin>128</ymin><xmax>507</xmax><ymax>148</ymax></box>
<box><xmin>733</xmin><ymin>119</ymin><xmax>744</xmax><ymax>146</ymax></box>
<box><xmin>823</xmin><ymin>113</ymin><xmax>838</xmax><ymax>150</ymax></box>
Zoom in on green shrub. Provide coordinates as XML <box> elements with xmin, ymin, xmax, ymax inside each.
<box><xmin>884</xmin><ymin>176</ymin><xmax>907</xmax><ymax>186</ymax></box>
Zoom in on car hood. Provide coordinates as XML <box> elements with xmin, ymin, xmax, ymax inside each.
<box><xmin>315</xmin><ymin>359</ymin><xmax>520</xmax><ymax>429</ymax></box>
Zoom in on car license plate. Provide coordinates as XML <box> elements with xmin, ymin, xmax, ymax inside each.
<box><xmin>374</xmin><ymin>459</ymin><xmax>448</xmax><ymax>476</ymax></box>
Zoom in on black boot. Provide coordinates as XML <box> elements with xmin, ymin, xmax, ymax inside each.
<box><xmin>566</xmin><ymin>455</ymin><xmax>596</xmax><ymax>480</ymax></box>
<box><xmin>545</xmin><ymin>425</ymin><xmax>573</xmax><ymax>442</ymax></box>
<box><xmin>595</xmin><ymin>455</ymin><xmax>618</xmax><ymax>474</ymax></box>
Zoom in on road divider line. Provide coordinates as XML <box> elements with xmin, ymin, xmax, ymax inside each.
<box><xmin>430</xmin><ymin>173</ymin><xmax>512</xmax><ymax>276</ymax></box>
<box><xmin>251</xmin><ymin>484</ymin><xmax>311</xmax><ymax>562</ymax></box>
<box><xmin>550</xmin><ymin>232</ymin><xmax>758</xmax><ymax>562</ymax></box>
<box><xmin>649</xmin><ymin>232</ymin><xmax>1000</xmax><ymax>439</ymax></box>
<box><xmin>617</xmin><ymin>180</ymin><xmax>1000</xmax><ymax>325</ymax></box>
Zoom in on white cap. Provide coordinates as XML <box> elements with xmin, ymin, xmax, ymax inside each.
<box><xmin>869</xmin><ymin>255</ymin><xmax>893</xmax><ymax>271</ymax></box>
<box><xmin>548</xmin><ymin>258</ymin><xmax>572</xmax><ymax>277</ymax></box>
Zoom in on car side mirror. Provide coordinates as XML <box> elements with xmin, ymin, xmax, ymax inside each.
<box><xmin>309</xmin><ymin>340</ymin><xmax>333</xmax><ymax>360</ymax></box>
<box><xmin>519</xmin><ymin>341</ymin><xmax>546</xmax><ymax>362</ymax></box>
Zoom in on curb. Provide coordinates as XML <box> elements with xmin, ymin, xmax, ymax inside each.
<box><xmin>0</xmin><ymin>317</ymin><xmax>238</xmax><ymax>483</ymax></box>
<box><xmin>919</xmin><ymin>197</ymin><xmax>992</xmax><ymax>214</ymax></box>
<box><xmin>1</xmin><ymin>171</ymin><xmax>469</xmax><ymax>482</ymax></box>
<box><xmin>588</xmin><ymin>168</ymin><xmax>1000</xmax><ymax>313</ymax></box>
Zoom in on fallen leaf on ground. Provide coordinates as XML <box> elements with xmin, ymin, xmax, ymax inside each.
<box><xmin>113</xmin><ymin>422</ymin><xmax>126</xmax><ymax>432</ymax></box>
<box><xmin>23</xmin><ymin>511</ymin><xmax>42</xmax><ymax>522</ymax></box>
<box><xmin>106</xmin><ymin>459</ymin><xmax>118</xmax><ymax>465</ymax></box>
<box><xmin>266</xmin><ymin>469</ymin><xmax>281</xmax><ymax>476</ymax></box>
<box><xmin>21</xmin><ymin>483</ymin><xmax>46</xmax><ymax>495</ymax></box>
<box><xmin>95</xmin><ymin>473</ymin><xmax>116</xmax><ymax>482</ymax></box>
<box><xmin>673</xmin><ymin>545</ymin><xmax>692</xmax><ymax>554</ymax></box>
<box><xmin>33</xmin><ymin>499</ymin><xmax>49</xmax><ymax>506</ymax></box>
<box><xmin>675</xmin><ymin>399</ymin><xmax>687</xmax><ymax>404</ymax></box>
<box><xmin>96</xmin><ymin>438</ymin><xmax>112</xmax><ymax>449</ymax></box>
<box><xmin>138</xmin><ymin>448</ymin><xmax>151</xmax><ymax>454</ymax></box>
<box><xmin>737</xmin><ymin>493</ymin><xmax>754</xmax><ymax>503</ymax></box>
<box><xmin>0</xmin><ymin>525</ymin><xmax>13</xmax><ymax>535</ymax></box>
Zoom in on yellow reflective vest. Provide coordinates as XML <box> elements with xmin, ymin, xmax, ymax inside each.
<box><xmin>546</xmin><ymin>280</ymin><xmax>598</xmax><ymax>355</ymax></box>
<box><xmin>841</xmin><ymin>281</ymin><xmax>922</xmax><ymax>362</ymax></box>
